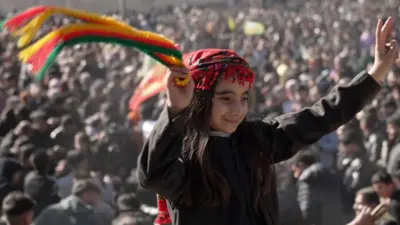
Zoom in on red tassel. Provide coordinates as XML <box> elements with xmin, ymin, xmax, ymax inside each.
<box><xmin>155</xmin><ymin>195</ymin><xmax>172</xmax><ymax>225</ymax></box>
<box><xmin>4</xmin><ymin>6</ymin><xmax>48</xmax><ymax>31</ymax></box>
<box><xmin>25</xmin><ymin>37</ymin><xmax>60</xmax><ymax>72</ymax></box>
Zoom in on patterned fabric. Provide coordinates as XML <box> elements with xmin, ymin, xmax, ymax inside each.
<box><xmin>187</xmin><ymin>49</ymin><xmax>255</xmax><ymax>91</ymax></box>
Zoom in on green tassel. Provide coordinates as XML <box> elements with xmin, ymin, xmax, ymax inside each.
<box><xmin>36</xmin><ymin>36</ymin><xmax>183</xmax><ymax>81</ymax></box>
<box><xmin>0</xmin><ymin>19</ymin><xmax>6</xmax><ymax>32</ymax></box>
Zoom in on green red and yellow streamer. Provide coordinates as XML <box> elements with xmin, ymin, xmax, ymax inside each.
<box><xmin>1</xmin><ymin>6</ymin><xmax>189</xmax><ymax>86</ymax></box>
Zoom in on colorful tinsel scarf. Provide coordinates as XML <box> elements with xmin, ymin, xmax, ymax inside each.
<box><xmin>0</xmin><ymin>6</ymin><xmax>189</xmax><ymax>86</ymax></box>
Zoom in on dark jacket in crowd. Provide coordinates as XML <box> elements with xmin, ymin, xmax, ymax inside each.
<box><xmin>31</xmin><ymin>129</ymin><xmax>54</xmax><ymax>149</ymax></box>
<box><xmin>0</xmin><ymin>130</ymin><xmax>19</xmax><ymax>153</ymax></box>
<box><xmin>0</xmin><ymin>157</ymin><xmax>22</xmax><ymax>211</ymax></box>
<box><xmin>385</xmin><ymin>189</ymin><xmax>400</xmax><ymax>224</ymax></box>
<box><xmin>137</xmin><ymin>71</ymin><xmax>381</xmax><ymax>225</ymax></box>
<box><xmin>33</xmin><ymin>195</ymin><xmax>97</xmax><ymax>225</ymax></box>
<box><xmin>297</xmin><ymin>163</ymin><xmax>344</xmax><ymax>225</ymax></box>
<box><xmin>112</xmin><ymin>212</ymin><xmax>154</xmax><ymax>225</ymax></box>
<box><xmin>24</xmin><ymin>170</ymin><xmax>61</xmax><ymax>217</ymax></box>
<box><xmin>338</xmin><ymin>151</ymin><xmax>376</xmax><ymax>212</ymax></box>
<box><xmin>276</xmin><ymin>166</ymin><xmax>304</xmax><ymax>225</ymax></box>
<box><xmin>387</xmin><ymin>143</ymin><xmax>400</xmax><ymax>175</ymax></box>
<box><xmin>364</xmin><ymin>132</ymin><xmax>384</xmax><ymax>163</ymax></box>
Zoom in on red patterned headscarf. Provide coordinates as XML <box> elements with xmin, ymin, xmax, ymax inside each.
<box><xmin>185</xmin><ymin>49</ymin><xmax>255</xmax><ymax>91</ymax></box>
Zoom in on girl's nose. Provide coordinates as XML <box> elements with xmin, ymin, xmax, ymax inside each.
<box><xmin>229</xmin><ymin>100</ymin><xmax>244</xmax><ymax>116</ymax></box>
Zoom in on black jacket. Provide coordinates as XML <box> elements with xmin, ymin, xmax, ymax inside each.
<box><xmin>275</xmin><ymin>163</ymin><xmax>304</xmax><ymax>225</ymax></box>
<box><xmin>387</xmin><ymin>143</ymin><xmax>400</xmax><ymax>175</ymax></box>
<box><xmin>137</xmin><ymin>71</ymin><xmax>381</xmax><ymax>225</ymax></box>
<box><xmin>385</xmin><ymin>190</ymin><xmax>400</xmax><ymax>224</ymax></box>
<box><xmin>0</xmin><ymin>157</ymin><xmax>22</xmax><ymax>210</ymax></box>
<box><xmin>296</xmin><ymin>163</ymin><xmax>344</xmax><ymax>225</ymax></box>
<box><xmin>337</xmin><ymin>151</ymin><xmax>375</xmax><ymax>212</ymax></box>
<box><xmin>24</xmin><ymin>170</ymin><xmax>60</xmax><ymax>217</ymax></box>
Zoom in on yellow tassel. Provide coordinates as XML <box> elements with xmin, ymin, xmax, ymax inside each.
<box><xmin>13</xmin><ymin>6</ymin><xmax>138</xmax><ymax>48</ymax></box>
<box><xmin>18</xmin><ymin>23</ymin><xmax>178</xmax><ymax>61</ymax></box>
<box><xmin>13</xmin><ymin>6</ymin><xmax>134</xmax><ymax>37</ymax></box>
<box><xmin>15</xmin><ymin>12</ymin><xmax>52</xmax><ymax>48</ymax></box>
<box><xmin>47</xmin><ymin>7</ymin><xmax>134</xmax><ymax>30</ymax></box>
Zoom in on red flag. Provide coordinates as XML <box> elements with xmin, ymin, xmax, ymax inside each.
<box><xmin>129</xmin><ymin>54</ymin><xmax>190</xmax><ymax>114</ymax></box>
<box><xmin>129</xmin><ymin>64</ymin><xmax>168</xmax><ymax>112</ymax></box>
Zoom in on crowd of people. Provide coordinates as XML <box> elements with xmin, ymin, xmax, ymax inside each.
<box><xmin>0</xmin><ymin>0</ymin><xmax>399</xmax><ymax>224</ymax></box>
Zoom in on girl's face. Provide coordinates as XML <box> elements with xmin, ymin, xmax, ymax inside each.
<box><xmin>210</xmin><ymin>76</ymin><xmax>250</xmax><ymax>134</ymax></box>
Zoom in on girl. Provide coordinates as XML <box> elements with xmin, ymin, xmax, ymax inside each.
<box><xmin>137</xmin><ymin>18</ymin><xmax>399</xmax><ymax>225</ymax></box>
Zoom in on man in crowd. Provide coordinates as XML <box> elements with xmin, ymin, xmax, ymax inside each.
<box><xmin>292</xmin><ymin>151</ymin><xmax>344</xmax><ymax>225</ymax></box>
<box><xmin>32</xmin><ymin>179</ymin><xmax>101</xmax><ymax>225</ymax></box>
<box><xmin>353</xmin><ymin>187</ymin><xmax>398</xmax><ymax>225</ymax></box>
<box><xmin>1</xmin><ymin>192</ymin><xmax>35</xmax><ymax>225</ymax></box>
<box><xmin>23</xmin><ymin>150</ymin><xmax>60</xmax><ymax>217</ymax></box>
<box><xmin>372</xmin><ymin>171</ymin><xmax>400</xmax><ymax>223</ymax></box>
<box><xmin>113</xmin><ymin>193</ymin><xmax>153</xmax><ymax>225</ymax></box>
<box><xmin>338</xmin><ymin>129</ymin><xmax>376</xmax><ymax>216</ymax></box>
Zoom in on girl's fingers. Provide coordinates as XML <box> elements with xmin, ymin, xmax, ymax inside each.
<box><xmin>169</xmin><ymin>66</ymin><xmax>190</xmax><ymax>74</ymax></box>
<box><xmin>376</xmin><ymin>19</ymin><xmax>383</xmax><ymax>52</ymax></box>
<box><xmin>365</xmin><ymin>207</ymin><xmax>372</xmax><ymax>214</ymax></box>
<box><xmin>387</xmin><ymin>40</ymin><xmax>398</xmax><ymax>57</ymax></box>
<box><xmin>382</xmin><ymin>17</ymin><xmax>393</xmax><ymax>43</ymax></box>
<box><xmin>361</xmin><ymin>206</ymin><xmax>372</xmax><ymax>215</ymax></box>
<box><xmin>168</xmin><ymin>74</ymin><xmax>189</xmax><ymax>81</ymax></box>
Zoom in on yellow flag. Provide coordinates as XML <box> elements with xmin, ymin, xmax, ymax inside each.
<box><xmin>227</xmin><ymin>16</ymin><xmax>236</xmax><ymax>31</ymax></box>
<box><xmin>243</xmin><ymin>21</ymin><xmax>265</xmax><ymax>36</ymax></box>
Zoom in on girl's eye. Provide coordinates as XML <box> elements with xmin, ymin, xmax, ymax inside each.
<box><xmin>241</xmin><ymin>96</ymin><xmax>249</xmax><ymax>101</ymax></box>
<box><xmin>220</xmin><ymin>97</ymin><xmax>232</xmax><ymax>102</ymax></box>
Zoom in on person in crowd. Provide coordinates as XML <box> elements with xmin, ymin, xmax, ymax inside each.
<box><xmin>360</xmin><ymin>108</ymin><xmax>384</xmax><ymax>163</ymax></box>
<box><xmin>0</xmin><ymin>157</ymin><xmax>23</xmax><ymax>211</ymax></box>
<box><xmin>73</xmin><ymin>132</ymin><xmax>95</xmax><ymax>171</ymax></box>
<box><xmin>137</xmin><ymin>17</ymin><xmax>398</xmax><ymax>225</ymax></box>
<box><xmin>291</xmin><ymin>151</ymin><xmax>344</xmax><ymax>225</ymax></box>
<box><xmin>371</xmin><ymin>171</ymin><xmax>400</xmax><ymax>223</ymax></box>
<box><xmin>92</xmin><ymin>192</ymin><xmax>116</xmax><ymax>225</ymax></box>
<box><xmin>354</xmin><ymin>187</ymin><xmax>381</xmax><ymax>216</ymax></box>
<box><xmin>74</xmin><ymin>132</ymin><xmax>91</xmax><ymax>154</ymax></box>
<box><xmin>275</xmin><ymin>161</ymin><xmax>304</xmax><ymax>225</ymax></box>
<box><xmin>50</xmin><ymin>115</ymin><xmax>78</xmax><ymax>150</ymax></box>
<box><xmin>33</xmin><ymin>179</ymin><xmax>101</xmax><ymax>225</ymax></box>
<box><xmin>353</xmin><ymin>187</ymin><xmax>398</xmax><ymax>225</ymax></box>
<box><xmin>0</xmin><ymin>121</ymin><xmax>33</xmax><ymax>154</ymax></box>
<box><xmin>56</xmin><ymin>150</ymin><xmax>90</xmax><ymax>198</ymax></box>
<box><xmin>123</xmin><ymin>169</ymin><xmax>158</xmax><ymax>208</ymax></box>
<box><xmin>23</xmin><ymin>150</ymin><xmax>60</xmax><ymax>217</ymax></box>
<box><xmin>0</xmin><ymin>192</ymin><xmax>35</xmax><ymax>225</ymax></box>
<box><xmin>380</xmin><ymin>98</ymin><xmax>398</xmax><ymax>120</ymax></box>
<box><xmin>386</xmin><ymin>113</ymin><xmax>400</xmax><ymax>174</ymax></box>
<box><xmin>29</xmin><ymin>110</ymin><xmax>53</xmax><ymax>149</ymax></box>
<box><xmin>317</xmin><ymin>131</ymin><xmax>339</xmax><ymax>169</ymax></box>
<box><xmin>112</xmin><ymin>193</ymin><xmax>153</xmax><ymax>225</ymax></box>
<box><xmin>17</xmin><ymin>144</ymin><xmax>35</xmax><ymax>183</ymax></box>
<box><xmin>80</xmin><ymin>80</ymin><xmax>107</xmax><ymax>118</ymax></box>
<box><xmin>338</xmin><ymin>129</ymin><xmax>377</xmax><ymax>216</ymax></box>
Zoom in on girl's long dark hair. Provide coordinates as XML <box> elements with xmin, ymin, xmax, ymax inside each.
<box><xmin>179</xmin><ymin>85</ymin><xmax>274</xmax><ymax>211</ymax></box>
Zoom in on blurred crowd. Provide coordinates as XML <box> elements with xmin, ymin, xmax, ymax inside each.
<box><xmin>0</xmin><ymin>0</ymin><xmax>400</xmax><ymax>225</ymax></box>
